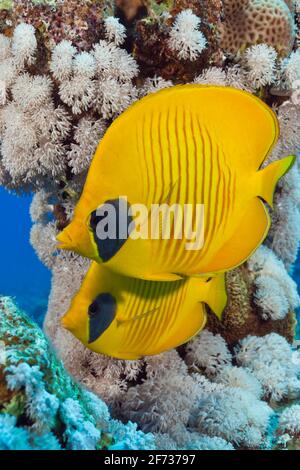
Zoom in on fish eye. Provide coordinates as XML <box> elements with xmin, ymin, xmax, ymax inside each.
<box><xmin>89</xmin><ymin>210</ymin><xmax>105</xmax><ymax>231</ymax></box>
<box><xmin>89</xmin><ymin>199</ymin><xmax>135</xmax><ymax>262</ymax></box>
<box><xmin>88</xmin><ymin>300</ymin><xmax>99</xmax><ymax>317</ymax></box>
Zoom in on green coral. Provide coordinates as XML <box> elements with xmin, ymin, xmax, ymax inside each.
<box><xmin>0</xmin><ymin>297</ymin><xmax>155</xmax><ymax>450</ymax></box>
<box><xmin>0</xmin><ymin>0</ymin><xmax>58</xmax><ymax>8</ymax></box>
<box><xmin>0</xmin><ymin>0</ymin><xmax>12</xmax><ymax>9</ymax></box>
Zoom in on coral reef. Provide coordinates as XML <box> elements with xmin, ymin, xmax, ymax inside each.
<box><xmin>220</xmin><ymin>0</ymin><xmax>296</xmax><ymax>56</ymax></box>
<box><xmin>3</xmin><ymin>297</ymin><xmax>300</xmax><ymax>450</ymax></box>
<box><xmin>0</xmin><ymin>296</ymin><xmax>155</xmax><ymax>450</ymax></box>
<box><xmin>205</xmin><ymin>263</ymin><xmax>297</xmax><ymax>346</ymax></box>
<box><xmin>0</xmin><ymin>0</ymin><xmax>300</xmax><ymax>451</ymax></box>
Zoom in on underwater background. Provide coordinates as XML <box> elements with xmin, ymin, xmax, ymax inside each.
<box><xmin>0</xmin><ymin>188</ymin><xmax>51</xmax><ymax>325</ymax></box>
<box><xmin>1</xmin><ymin>0</ymin><xmax>300</xmax><ymax>452</ymax></box>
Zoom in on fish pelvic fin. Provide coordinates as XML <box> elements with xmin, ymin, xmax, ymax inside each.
<box><xmin>258</xmin><ymin>155</ymin><xmax>296</xmax><ymax>208</ymax></box>
<box><xmin>202</xmin><ymin>273</ymin><xmax>227</xmax><ymax>320</ymax></box>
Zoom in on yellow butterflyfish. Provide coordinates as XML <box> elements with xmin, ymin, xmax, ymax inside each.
<box><xmin>57</xmin><ymin>85</ymin><xmax>295</xmax><ymax>281</ymax></box>
<box><xmin>61</xmin><ymin>263</ymin><xmax>227</xmax><ymax>360</ymax></box>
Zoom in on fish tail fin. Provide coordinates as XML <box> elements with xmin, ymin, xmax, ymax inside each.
<box><xmin>202</xmin><ymin>273</ymin><xmax>227</xmax><ymax>320</ymax></box>
<box><xmin>258</xmin><ymin>155</ymin><xmax>296</xmax><ymax>208</ymax></box>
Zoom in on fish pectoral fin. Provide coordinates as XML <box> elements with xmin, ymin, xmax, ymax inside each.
<box><xmin>143</xmin><ymin>179</ymin><xmax>179</xmax><ymax>223</ymax></box>
<box><xmin>203</xmin><ymin>274</ymin><xmax>227</xmax><ymax>320</ymax></box>
<box><xmin>117</xmin><ymin>306</ymin><xmax>161</xmax><ymax>325</ymax></box>
<box><xmin>161</xmin><ymin>179</ymin><xmax>179</xmax><ymax>205</ymax></box>
<box><xmin>258</xmin><ymin>155</ymin><xmax>296</xmax><ymax>208</ymax></box>
<box><xmin>201</xmin><ymin>197</ymin><xmax>271</xmax><ymax>274</ymax></box>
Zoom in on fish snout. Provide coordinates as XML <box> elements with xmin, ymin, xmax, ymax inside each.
<box><xmin>61</xmin><ymin>306</ymin><xmax>89</xmax><ymax>344</ymax></box>
<box><xmin>56</xmin><ymin>226</ymin><xmax>74</xmax><ymax>250</ymax></box>
<box><xmin>56</xmin><ymin>221</ymin><xmax>99</xmax><ymax>260</ymax></box>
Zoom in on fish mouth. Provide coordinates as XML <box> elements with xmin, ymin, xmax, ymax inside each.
<box><xmin>56</xmin><ymin>228</ymin><xmax>75</xmax><ymax>250</ymax></box>
<box><xmin>61</xmin><ymin>312</ymin><xmax>75</xmax><ymax>330</ymax></box>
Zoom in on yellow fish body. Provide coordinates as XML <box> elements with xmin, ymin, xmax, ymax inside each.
<box><xmin>57</xmin><ymin>85</ymin><xmax>295</xmax><ymax>281</ymax></box>
<box><xmin>61</xmin><ymin>263</ymin><xmax>227</xmax><ymax>360</ymax></box>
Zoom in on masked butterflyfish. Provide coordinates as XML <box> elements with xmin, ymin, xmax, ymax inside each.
<box><xmin>57</xmin><ymin>85</ymin><xmax>295</xmax><ymax>281</ymax></box>
<box><xmin>61</xmin><ymin>262</ymin><xmax>227</xmax><ymax>360</ymax></box>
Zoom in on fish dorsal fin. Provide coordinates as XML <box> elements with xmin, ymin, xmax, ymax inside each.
<box><xmin>201</xmin><ymin>197</ymin><xmax>271</xmax><ymax>274</ymax></box>
<box><xmin>257</xmin><ymin>155</ymin><xmax>296</xmax><ymax>208</ymax></box>
<box><xmin>120</xmin><ymin>85</ymin><xmax>280</xmax><ymax>171</ymax></box>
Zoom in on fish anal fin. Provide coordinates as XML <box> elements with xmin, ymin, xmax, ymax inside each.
<box><xmin>258</xmin><ymin>155</ymin><xmax>296</xmax><ymax>208</ymax></box>
<box><xmin>202</xmin><ymin>198</ymin><xmax>271</xmax><ymax>274</ymax></box>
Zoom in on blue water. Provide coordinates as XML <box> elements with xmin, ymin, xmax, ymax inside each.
<box><xmin>0</xmin><ymin>187</ymin><xmax>51</xmax><ymax>325</ymax></box>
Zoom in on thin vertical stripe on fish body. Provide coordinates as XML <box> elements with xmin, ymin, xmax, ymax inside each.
<box><xmin>57</xmin><ymin>85</ymin><xmax>296</xmax><ymax>281</ymax></box>
<box><xmin>61</xmin><ymin>262</ymin><xmax>227</xmax><ymax>360</ymax></box>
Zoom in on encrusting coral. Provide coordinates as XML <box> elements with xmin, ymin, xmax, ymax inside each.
<box><xmin>220</xmin><ymin>0</ymin><xmax>296</xmax><ymax>56</ymax></box>
<box><xmin>0</xmin><ymin>0</ymin><xmax>300</xmax><ymax>451</ymax></box>
<box><xmin>0</xmin><ymin>296</ymin><xmax>155</xmax><ymax>450</ymax></box>
<box><xmin>2</xmin><ymin>296</ymin><xmax>300</xmax><ymax>450</ymax></box>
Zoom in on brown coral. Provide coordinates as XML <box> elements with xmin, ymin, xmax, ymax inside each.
<box><xmin>115</xmin><ymin>0</ymin><xmax>149</xmax><ymax>24</ymax></box>
<box><xmin>220</xmin><ymin>0</ymin><xmax>296</xmax><ymax>56</ymax></box>
<box><xmin>206</xmin><ymin>266</ymin><xmax>296</xmax><ymax>346</ymax></box>
<box><xmin>4</xmin><ymin>0</ymin><xmax>106</xmax><ymax>51</ymax></box>
<box><xmin>132</xmin><ymin>0</ymin><xmax>223</xmax><ymax>82</ymax></box>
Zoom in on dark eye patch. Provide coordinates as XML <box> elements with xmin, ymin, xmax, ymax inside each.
<box><xmin>90</xmin><ymin>211</ymin><xmax>100</xmax><ymax>231</ymax></box>
<box><xmin>88</xmin><ymin>301</ymin><xmax>98</xmax><ymax>316</ymax></box>
<box><xmin>88</xmin><ymin>292</ymin><xmax>116</xmax><ymax>344</ymax></box>
<box><xmin>90</xmin><ymin>198</ymin><xmax>134</xmax><ymax>262</ymax></box>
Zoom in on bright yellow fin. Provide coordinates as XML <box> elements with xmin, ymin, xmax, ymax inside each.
<box><xmin>258</xmin><ymin>155</ymin><xmax>296</xmax><ymax>208</ymax></box>
<box><xmin>202</xmin><ymin>198</ymin><xmax>271</xmax><ymax>274</ymax></box>
<box><xmin>203</xmin><ymin>274</ymin><xmax>227</xmax><ymax>320</ymax></box>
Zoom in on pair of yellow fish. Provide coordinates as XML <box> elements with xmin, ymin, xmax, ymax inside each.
<box><xmin>57</xmin><ymin>85</ymin><xmax>295</xmax><ymax>359</ymax></box>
